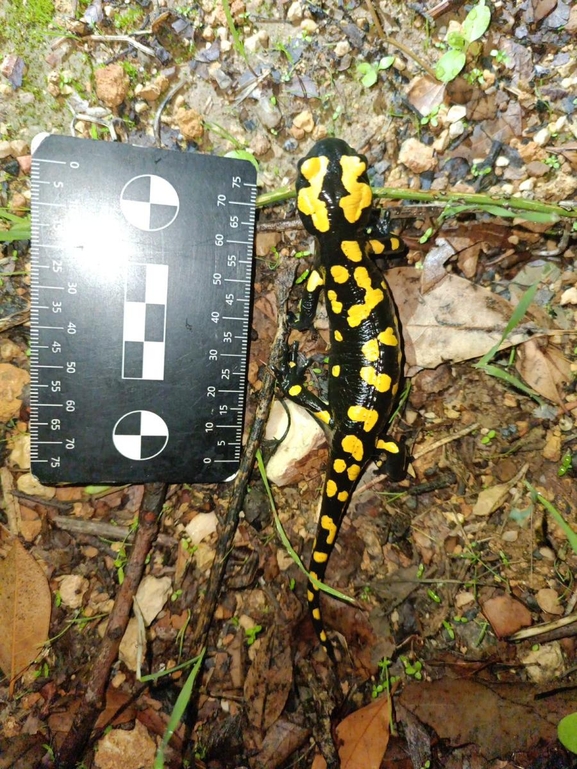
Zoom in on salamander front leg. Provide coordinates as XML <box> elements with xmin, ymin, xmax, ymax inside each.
<box><xmin>277</xmin><ymin>341</ymin><xmax>334</xmax><ymax>427</ymax></box>
<box><xmin>364</xmin><ymin>209</ymin><xmax>406</xmax><ymax>258</ymax></box>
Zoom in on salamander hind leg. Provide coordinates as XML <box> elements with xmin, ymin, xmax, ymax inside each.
<box><xmin>374</xmin><ymin>435</ymin><xmax>409</xmax><ymax>482</ymax></box>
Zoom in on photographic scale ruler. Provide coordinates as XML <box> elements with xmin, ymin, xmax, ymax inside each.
<box><xmin>29</xmin><ymin>135</ymin><xmax>256</xmax><ymax>484</ymax></box>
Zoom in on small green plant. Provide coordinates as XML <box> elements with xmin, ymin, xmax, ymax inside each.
<box><xmin>359</xmin><ymin>585</ymin><xmax>372</xmax><ymax>601</ymax></box>
<box><xmin>544</xmin><ymin>154</ymin><xmax>561</xmax><ymax>171</ymax></box>
<box><xmin>442</xmin><ymin>620</ymin><xmax>455</xmax><ymax>640</ymax></box>
<box><xmin>221</xmin><ymin>0</ymin><xmax>249</xmax><ymax>66</ymax></box>
<box><xmin>490</xmin><ymin>49</ymin><xmax>510</xmax><ymax>66</ymax></box>
<box><xmin>480</xmin><ymin>429</ymin><xmax>497</xmax><ymax>445</ymax></box>
<box><xmin>420</xmin><ymin>105</ymin><xmax>440</xmax><ymax>127</ymax></box>
<box><xmin>473</xmin><ymin>281</ymin><xmax>545</xmax><ymax>403</ymax></box>
<box><xmin>435</xmin><ymin>0</ymin><xmax>491</xmax><ymax>83</ymax></box>
<box><xmin>558</xmin><ymin>450</ymin><xmax>572</xmax><ymax>477</ymax></box>
<box><xmin>471</xmin><ymin>163</ymin><xmax>491</xmax><ymax>179</ymax></box>
<box><xmin>245</xmin><ymin>625</ymin><xmax>263</xmax><ymax>646</ymax></box>
<box><xmin>0</xmin><ymin>209</ymin><xmax>31</xmax><ymax>242</ymax></box>
<box><xmin>356</xmin><ymin>56</ymin><xmax>395</xmax><ymax>88</ymax></box>
<box><xmin>113</xmin><ymin>6</ymin><xmax>143</xmax><ymax>31</ymax></box>
<box><xmin>400</xmin><ymin>655</ymin><xmax>423</xmax><ymax>680</ymax></box>
<box><xmin>372</xmin><ymin>657</ymin><xmax>399</xmax><ymax>698</ymax></box>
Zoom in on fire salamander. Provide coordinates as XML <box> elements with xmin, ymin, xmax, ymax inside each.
<box><xmin>279</xmin><ymin>138</ymin><xmax>407</xmax><ymax>661</ymax></box>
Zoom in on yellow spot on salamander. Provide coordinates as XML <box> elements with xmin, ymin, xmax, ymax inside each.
<box><xmin>334</xmin><ymin>458</ymin><xmax>347</xmax><ymax>473</ymax></box>
<box><xmin>289</xmin><ymin>384</ymin><xmax>302</xmax><ymax>396</ymax></box>
<box><xmin>370</xmin><ymin>239</ymin><xmax>385</xmax><ymax>254</ymax></box>
<box><xmin>320</xmin><ymin>630</ymin><xmax>327</xmax><ymax>642</ymax></box>
<box><xmin>312</xmin><ymin>608</ymin><xmax>321</xmax><ymax>620</ymax></box>
<box><xmin>341</xmin><ymin>434</ymin><xmax>364</xmax><ymax>462</ymax></box>
<box><xmin>330</xmin><ymin>264</ymin><xmax>350</xmax><ymax>283</ymax></box>
<box><xmin>298</xmin><ymin>156</ymin><xmax>330</xmax><ymax>232</ymax></box>
<box><xmin>307</xmin><ymin>590</ymin><xmax>315</xmax><ymax>601</ymax></box>
<box><xmin>378</xmin><ymin>327</ymin><xmax>398</xmax><ymax>347</ymax></box>
<box><xmin>347</xmin><ymin>464</ymin><xmax>361</xmax><ymax>481</ymax></box>
<box><xmin>306</xmin><ymin>269</ymin><xmax>325</xmax><ymax>292</ymax></box>
<box><xmin>334</xmin><ymin>329</ymin><xmax>343</xmax><ymax>342</ymax></box>
<box><xmin>313</xmin><ymin>551</ymin><xmax>328</xmax><ymax>564</ymax></box>
<box><xmin>348</xmin><ymin>404</ymin><xmax>379</xmax><ymax>432</ymax></box>
<box><xmin>376</xmin><ymin>439</ymin><xmax>399</xmax><ymax>453</ymax></box>
<box><xmin>341</xmin><ymin>240</ymin><xmax>363</xmax><ymax>262</ymax></box>
<box><xmin>332</xmin><ymin>365</ymin><xmax>340</xmax><ymax>377</ymax></box>
<box><xmin>327</xmin><ymin>289</ymin><xmax>343</xmax><ymax>314</ymax></box>
<box><xmin>326</xmin><ymin>479</ymin><xmax>337</xmax><ymax>497</ymax></box>
<box><xmin>339</xmin><ymin>155</ymin><xmax>372</xmax><ymax>223</ymax></box>
<box><xmin>362</xmin><ymin>338</ymin><xmax>379</xmax><ymax>362</ymax></box>
<box><xmin>337</xmin><ymin>490</ymin><xmax>349</xmax><ymax>502</ymax></box>
<box><xmin>309</xmin><ymin>570</ymin><xmax>318</xmax><ymax>582</ymax></box>
<box><xmin>347</xmin><ymin>267</ymin><xmax>384</xmax><ymax>327</ymax></box>
<box><xmin>360</xmin><ymin>366</ymin><xmax>392</xmax><ymax>393</ymax></box>
<box><xmin>320</xmin><ymin>514</ymin><xmax>338</xmax><ymax>545</ymax></box>
<box><xmin>389</xmin><ymin>236</ymin><xmax>401</xmax><ymax>251</ymax></box>
<box><xmin>316</xmin><ymin>409</ymin><xmax>331</xmax><ymax>424</ymax></box>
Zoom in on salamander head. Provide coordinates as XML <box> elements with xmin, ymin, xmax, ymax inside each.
<box><xmin>296</xmin><ymin>138</ymin><xmax>373</xmax><ymax>238</ymax></box>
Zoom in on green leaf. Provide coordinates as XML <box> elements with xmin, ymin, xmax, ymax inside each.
<box><xmin>475</xmin><ymin>281</ymin><xmax>539</xmax><ymax>368</ymax></box>
<box><xmin>224</xmin><ymin>149</ymin><xmax>259</xmax><ymax>172</ymax></box>
<box><xmin>378</xmin><ymin>55</ymin><xmax>395</xmax><ymax>70</ymax></box>
<box><xmin>435</xmin><ymin>49</ymin><xmax>466</xmax><ymax>83</ymax></box>
<box><xmin>558</xmin><ymin>712</ymin><xmax>577</xmax><ymax>753</ymax></box>
<box><xmin>526</xmin><ymin>482</ymin><xmax>577</xmax><ymax>555</ymax></box>
<box><xmin>462</xmin><ymin>0</ymin><xmax>491</xmax><ymax>43</ymax></box>
<box><xmin>357</xmin><ymin>62</ymin><xmax>378</xmax><ymax>88</ymax></box>
<box><xmin>513</xmin><ymin>209</ymin><xmax>560</xmax><ymax>225</ymax></box>
<box><xmin>446</xmin><ymin>31</ymin><xmax>467</xmax><ymax>50</ymax></box>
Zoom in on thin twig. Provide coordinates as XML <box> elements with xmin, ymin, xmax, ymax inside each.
<box><xmin>85</xmin><ymin>33</ymin><xmax>158</xmax><ymax>57</ymax></box>
<box><xmin>55</xmin><ymin>483</ymin><xmax>167</xmax><ymax>769</ymax></box>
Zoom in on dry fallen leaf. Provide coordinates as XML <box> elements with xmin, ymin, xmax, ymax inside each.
<box><xmin>0</xmin><ymin>526</ymin><xmax>51</xmax><ymax>695</ymax></box>
<box><xmin>387</xmin><ymin>268</ymin><xmax>544</xmax><ymax>373</ymax></box>
<box><xmin>336</xmin><ymin>694</ymin><xmax>392</xmax><ymax>769</ymax></box>
<box><xmin>399</xmin><ymin>678</ymin><xmax>559</xmax><ymax>760</ymax></box>
<box><xmin>515</xmin><ymin>338</ymin><xmax>572</xmax><ymax>404</ymax></box>
<box><xmin>481</xmin><ymin>593</ymin><xmax>532</xmax><ymax>638</ymax></box>
<box><xmin>472</xmin><ymin>463</ymin><xmax>528</xmax><ymax>517</ymax></box>
<box><xmin>244</xmin><ymin>625</ymin><xmax>293</xmax><ymax>734</ymax></box>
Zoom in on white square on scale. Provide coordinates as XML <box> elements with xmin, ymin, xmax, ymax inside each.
<box><xmin>145</xmin><ymin>264</ymin><xmax>169</xmax><ymax>304</ymax></box>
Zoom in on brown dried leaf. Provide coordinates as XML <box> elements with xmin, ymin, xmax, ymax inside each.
<box><xmin>405</xmin><ymin>76</ymin><xmax>445</xmax><ymax>117</ymax></box>
<box><xmin>388</xmin><ymin>268</ymin><xmax>543</xmax><ymax>373</ymax></box>
<box><xmin>481</xmin><ymin>593</ymin><xmax>532</xmax><ymax>638</ymax></box>
<box><xmin>252</xmin><ymin>719</ymin><xmax>310</xmax><ymax>769</ymax></box>
<box><xmin>0</xmin><ymin>526</ymin><xmax>51</xmax><ymax>693</ymax></box>
<box><xmin>472</xmin><ymin>463</ymin><xmax>528</xmax><ymax>517</ymax></box>
<box><xmin>336</xmin><ymin>694</ymin><xmax>392</xmax><ymax>769</ymax></box>
<box><xmin>399</xmin><ymin>679</ymin><xmax>557</xmax><ymax>760</ymax></box>
<box><xmin>244</xmin><ymin>626</ymin><xmax>293</xmax><ymax>733</ymax></box>
<box><xmin>515</xmin><ymin>339</ymin><xmax>571</xmax><ymax>404</ymax></box>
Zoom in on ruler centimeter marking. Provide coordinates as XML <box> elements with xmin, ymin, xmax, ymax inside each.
<box><xmin>30</xmin><ymin>136</ymin><xmax>256</xmax><ymax>484</ymax></box>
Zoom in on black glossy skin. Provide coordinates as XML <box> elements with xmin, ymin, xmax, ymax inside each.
<box><xmin>280</xmin><ymin>138</ymin><xmax>406</xmax><ymax>660</ymax></box>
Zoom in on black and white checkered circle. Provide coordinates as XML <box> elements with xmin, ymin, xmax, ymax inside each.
<box><xmin>112</xmin><ymin>410</ymin><xmax>169</xmax><ymax>460</ymax></box>
<box><xmin>120</xmin><ymin>174</ymin><xmax>179</xmax><ymax>231</ymax></box>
